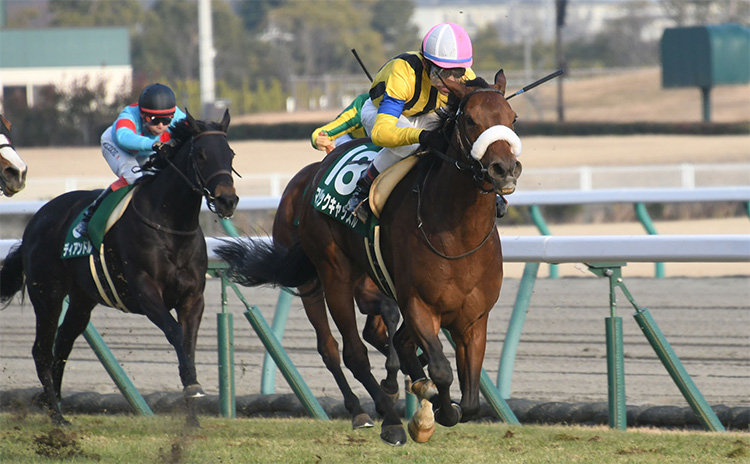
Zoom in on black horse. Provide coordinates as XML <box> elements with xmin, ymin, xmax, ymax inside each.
<box><xmin>0</xmin><ymin>110</ymin><xmax>238</xmax><ymax>427</ymax></box>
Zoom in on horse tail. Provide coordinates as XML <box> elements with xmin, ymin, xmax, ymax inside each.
<box><xmin>0</xmin><ymin>243</ymin><xmax>25</xmax><ymax>307</ymax></box>
<box><xmin>215</xmin><ymin>237</ymin><xmax>319</xmax><ymax>293</ymax></box>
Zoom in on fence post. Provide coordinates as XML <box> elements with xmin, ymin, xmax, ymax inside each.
<box><xmin>261</xmin><ymin>289</ymin><xmax>294</xmax><ymax>394</ymax></box>
<box><xmin>216</xmin><ymin>270</ymin><xmax>236</xmax><ymax>418</ymax></box>
<box><xmin>529</xmin><ymin>205</ymin><xmax>558</xmax><ymax>278</ymax></box>
<box><xmin>497</xmin><ymin>262</ymin><xmax>540</xmax><ymax>399</ymax></box>
<box><xmin>633</xmin><ymin>202</ymin><xmax>665</xmax><ymax>278</ymax></box>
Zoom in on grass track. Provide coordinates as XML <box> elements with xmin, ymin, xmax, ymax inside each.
<box><xmin>1</xmin><ymin>413</ymin><xmax>747</xmax><ymax>463</ymax></box>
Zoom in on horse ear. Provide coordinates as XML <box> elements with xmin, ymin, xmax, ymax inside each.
<box><xmin>493</xmin><ymin>69</ymin><xmax>507</xmax><ymax>95</ymax></box>
<box><xmin>220</xmin><ymin>109</ymin><xmax>230</xmax><ymax>133</ymax></box>
<box><xmin>0</xmin><ymin>114</ymin><xmax>10</xmax><ymax>131</ymax></box>
<box><xmin>184</xmin><ymin>109</ymin><xmax>201</xmax><ymax>133</ymax></box>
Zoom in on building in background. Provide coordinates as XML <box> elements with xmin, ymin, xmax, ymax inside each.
<box><xmin>0</xmin><ymin>27</ymin><xmax>131</xmax><ymax>112</ymax></box>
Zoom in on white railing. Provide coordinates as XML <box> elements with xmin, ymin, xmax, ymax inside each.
<box><xmin>3</xmin><ymin>186</ymin><xmax>748</xmax><ymax>216</ymax></box>
<box><xmin>7</xmin><ymin>163</ymin><xmax>749</xmax><ymax>201</ymax></box>
<box><xmin>1</xmin><ymin>234</ymin><xmax>748</xmax><ymax>265</ymax></box>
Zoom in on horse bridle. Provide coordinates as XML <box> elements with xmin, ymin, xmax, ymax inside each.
<box><xmin>448</xmin><ymin>87</ymin><xmax>509</xmax><ymax>193</ymax></box>
<box><xmin>166</xmin><ymin>130</ymin><xmax>234</xmax><ymax>215</ymax></box>
<box><xmin>414</xmin><ymin>87</ymin><xmax>508</xmax><ymax>260</ymax></box>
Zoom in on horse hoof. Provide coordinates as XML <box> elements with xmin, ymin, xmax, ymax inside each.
<box><xmin>410</xmin><ymin>378</ymin><xmax>438</xmax><ymax>401</ymax></box>
<box><xmin>183</xmin><ymin>384</ymin><xmax>206</xmax><ymax>398</ymax></box>
<box><xmin>352</xmin><ymin>413</ymin><xmax>374</xmax><ymax>429</ymax></box>
<box><xmin>185</xmin><ymin>415</ymin><xmax>202</xmax><ymax>429</ymax></box>
<box><xmin>51</xmin><ymin>415</ymin><xmax>72</xmax><ymax>427</ymax></box>
<box><xmin>408</xmin><ymin>400</ymin><xmax>435</xmax><ymax>443</ymax></box>
<box><xmin>435</xmin><ymin>402</ymin><xmax>462</xmax><ymax>427</ymax></box>
<box><xmin>380</xmin><ymin>425</ymin><xmax>406</xmax><ymax>447</ymax></box>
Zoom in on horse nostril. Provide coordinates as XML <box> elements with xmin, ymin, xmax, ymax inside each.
<box><xmin>490</xmin><ymin>163</ymin><xmax>505</xmax><ymax>178</ymax></box>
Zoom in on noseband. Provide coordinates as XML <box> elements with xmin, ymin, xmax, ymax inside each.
<box><xmin>449</xmin><ymin>88</ymin><xmax>512</xmax><ymax>192</ymax></box>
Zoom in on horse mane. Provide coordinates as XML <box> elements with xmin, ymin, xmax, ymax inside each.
<box><xmin>139</xmin><ymin>117</ymin><xmax>195</xmax><ymax>174</ymax></box>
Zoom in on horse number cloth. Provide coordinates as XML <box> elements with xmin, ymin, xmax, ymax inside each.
<box><xmin>62</xmin><ymin>185</ymin><xmax>135</xmax><ymax>259</ymax></box>
<box><xmin>312</xmin><ymin>142</ymin><xmax>380</xmax><ymax>236</ymax></box>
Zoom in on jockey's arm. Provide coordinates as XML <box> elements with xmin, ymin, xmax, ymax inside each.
<box><xmin>370</xmin><ymin>94</ymin><xmax>422</xmax><ymax>148</ymax></box>
<box><xmin>113</xmin><ymin>118</ymin><xmax>155</xmax><ymax>154</ymax></box>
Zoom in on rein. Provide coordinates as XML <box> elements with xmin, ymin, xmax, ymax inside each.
<box><xmin>414</xmin><ymin>163</ymin><xmax>496</xmax><ymax>260</ymax></box>
<box><xmin>135</xmin><ymin>129</ymin><xmax>231</xmax><ymax>234</ymax></box>
<box><xmin>164</xmin><ymin>130</ymin><xmax>232</xmax><ymax>214</ymax></box>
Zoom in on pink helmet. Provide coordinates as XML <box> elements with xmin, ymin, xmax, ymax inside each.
<box><xmin>421</xmin><ymin>22</ymin><xmax>473</xmax><ymax>69</ymax></box>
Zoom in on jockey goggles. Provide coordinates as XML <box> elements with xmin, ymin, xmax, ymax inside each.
<box><xmin>143</xmin><ymin>113</ymin><xmax>173</xmax><ymax>126</ymax></box>
<box><xmin>430</xmin><ymin>64</ymin><xmax>465</xmax><ymax>82</ymax></box>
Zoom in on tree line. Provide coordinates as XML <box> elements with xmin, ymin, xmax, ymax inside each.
<box><xmin>3</xmin><ymin>0</ymin><xmax>746</xmax><ymax>146</ymax></box>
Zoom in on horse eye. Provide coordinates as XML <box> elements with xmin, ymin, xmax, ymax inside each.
<box><xmin>465</xmin><ymin>116</ymin><xmax>475</xmax><ymax>127</ymax></box>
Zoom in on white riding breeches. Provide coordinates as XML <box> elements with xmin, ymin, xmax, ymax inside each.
<box><xmin>360</xmin><ymin>98</ymin><xmax>440</xmax><ymax>173</ymax></box>
<box><xmin>101</xmin><ymin>129</ymin><xmax>148</xmax><ymax>185</ymax></box>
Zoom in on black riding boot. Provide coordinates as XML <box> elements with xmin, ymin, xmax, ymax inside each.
<box><xmin>73</xmin><ymin>186</ymin><xmax>112</xmax><ymax>238</ymax></box>
<box><xmin>346</xmin><ymin>164</ymin><xmax>380</xmax><ymax>222</ymax></box>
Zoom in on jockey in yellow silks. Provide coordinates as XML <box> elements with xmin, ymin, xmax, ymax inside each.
<box><xmin>346</xmin><ymin>22</ymin><xmax>477</xmax><ymax>221</ymax></box>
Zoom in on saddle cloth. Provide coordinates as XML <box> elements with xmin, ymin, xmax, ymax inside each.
<box><xmin>313</xmin><ymin>141</ymin><xmax>421</xmax><ymax>299</ymax></box>
<box><xmin>61</xmin><ymin>185</ymin><xmax>136</xmax><ymax>259</ymax></box>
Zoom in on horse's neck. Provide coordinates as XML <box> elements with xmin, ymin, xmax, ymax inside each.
<box><xmin>424</xmin><ymin>159</ymin><xmax>495</xmax><ymax>229</ymax></box>
<box><xmin>137</xmin><ymin>166</ymin><xmax>203</xmax><ymax>231</ymax></box>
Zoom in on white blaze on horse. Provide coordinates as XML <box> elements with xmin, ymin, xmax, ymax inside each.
<box><xmin>0</xmin><ymin>114</ymin><xmax>27</xmax><ymax>197</ymax></box>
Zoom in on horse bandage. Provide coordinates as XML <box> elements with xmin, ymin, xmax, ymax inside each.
<box><xmin>470</xmin><ymin>125</ymin><xmax>522</xmax><ymax>160</ymax></box>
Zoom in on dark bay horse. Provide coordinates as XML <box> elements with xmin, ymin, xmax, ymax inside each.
<box><xmin>0</xmin><ymin>114</ymin><xmax>28</xmax><ymax>196</ymax></box>
<box><xmin>0</xmin><ymin>110</ymin><xmax>238</xmax><ymax>427</ymax></box>
<box><xmin>272</xmin><ymin>161</ymin><xmax>402</xmax><ymax>430</ymax></box>
<box><xmin>217</xmin><ymin>71</ymin><xmax>521</xmax><ymax>444</ymax></box>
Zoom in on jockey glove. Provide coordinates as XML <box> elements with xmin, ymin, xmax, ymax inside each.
<box><xmin>419</xmin><ymin>129</ymin><xmax>448</xmax><ymax>154</ymax></box>
<box><xmin>152</xmin><ymin>141</ymin><xmax>164</xmax><ymax>153</ymax></box>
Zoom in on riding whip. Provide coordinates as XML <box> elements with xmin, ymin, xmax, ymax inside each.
<box><xmin>506</xmin><ymin>69</ymin><xmax>564</xmax><ymax>100</ymax></box>
<box><xmin>351</xmin><ymin>49</ymin><xmax>373</xmax><ymax>82</ymax></box>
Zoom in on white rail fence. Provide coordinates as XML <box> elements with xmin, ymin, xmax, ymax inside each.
<box><xmin>2</xmin><ymin>186</ymin><xmax>749</xmax><ymax>264</ymax></box>
<box><xmin>3</xmin><ymin>186</ymin><xmax>749</xmax><ymax>216</ymax></box>
<box><xmin>9</xmin><ymin>163</ymin><xmax>750</xmax><ymax>201</ymax></box>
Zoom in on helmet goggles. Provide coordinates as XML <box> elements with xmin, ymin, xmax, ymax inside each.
<box><xmin>143</xmin><ymin>112</ymin><xmax>174</xmax><ymax>126</ymax></box>
<box><xmin>430</xmin><ymin>64</ymin><xmax>465</xmax><ymax>82</ymax></box>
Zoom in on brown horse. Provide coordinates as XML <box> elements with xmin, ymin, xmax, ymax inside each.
<box><xmin>0</xmin><ymin>114</ymin><xmax>27</xmax><ymax>197</ymax></box>
<box><xmin>217</xmin><ymin>71</ymin><xmax>521</xmax><ymax>444</ymax></box>
<box><xmin>272</xmin><ymin>161</ymin><xmax>402</xmax><ymax>429</ymax></box>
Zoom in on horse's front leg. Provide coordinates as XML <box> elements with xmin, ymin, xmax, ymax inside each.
<box><xmin>177</xmin><ymin>292</ymin><xmax>207</xmax><ymax>425</ymax></box>
<box><xmin>139</xmin><ymin>281</ymin><xmax>204</xmax><ymax>427</ymax></box>
<box><xmin>403</xmin><ymin>300</ymin><xmax>461</xmax><ymax>428</ymax></box>
<box><xmin>451</xmin><ymin>315</ymin><xmax>490</xmax><ymax>422</ymax></box>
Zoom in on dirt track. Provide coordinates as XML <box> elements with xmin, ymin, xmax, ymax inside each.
<box><xmin>1</xmin><ymin>277</ymin><xmax>748</xmax><ymax>410</ymax></box>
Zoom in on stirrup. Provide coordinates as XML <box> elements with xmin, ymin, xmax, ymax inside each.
<box><xmin>72</xmin><ymin>221</ymin><xmax>89</xmax><ymax>239</ymax></box>
<box><xmin>349</xmin><ymin>197</ymin><xmax>370</xmax><ymax>222</ymax></box>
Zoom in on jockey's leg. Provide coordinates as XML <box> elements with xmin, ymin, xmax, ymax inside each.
<box><xmin>72</xmin><ymin>186</ymin><xmax>112</xmax><ymax>238</ymax></box>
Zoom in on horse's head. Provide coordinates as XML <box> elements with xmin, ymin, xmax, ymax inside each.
<box><xmin>0</xmin><ymin>114</ymin><xmax>27</xmax><ymax>197</ymax></box>
<box><xmin>174</xmin><ymin>109</ymin><xmax>239</xmax><ymax>218</ymax></box>
<box><xmin>442</xmin><ymin>70</ymin><xmax>522</xmax><ymax>195</ymax></box>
